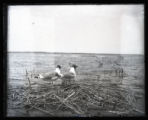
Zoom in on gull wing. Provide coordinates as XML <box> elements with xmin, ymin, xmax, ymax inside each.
<box><xmin>62</xmin><ymin>73</ymin><xmax>75</xmax><ymax>79</ymax></box>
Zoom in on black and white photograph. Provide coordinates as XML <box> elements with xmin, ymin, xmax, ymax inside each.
<box><xmin>7</xmin><ymin>5</ymin><xmax>144</xmax><ymax>117</ymax></box>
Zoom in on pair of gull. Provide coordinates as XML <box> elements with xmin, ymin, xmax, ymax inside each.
<box><xmin>36</xmin><ymin>64</ymin><xmax>78</xmax><ymax>82</ymax></box>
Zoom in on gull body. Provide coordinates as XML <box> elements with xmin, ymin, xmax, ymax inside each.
<box><xmin>61</xmin><ymin>64</ymin><xmax>78</xmax><ymax>86</ymax></box>
<box><xmin>37</xmin><ymin>65</ymin><xmax>63</xmax><ymax>84</ymax></box>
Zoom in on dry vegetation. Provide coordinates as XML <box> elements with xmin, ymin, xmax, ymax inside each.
<box><xmin>8</xmin><ymin>70</ymin><xmax>143</xmax><ymax>117</ymax></box>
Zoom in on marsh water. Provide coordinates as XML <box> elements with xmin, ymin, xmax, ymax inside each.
<box><xmin>7</xmin><ymin>52</ymin><xmax>145</xmax><ymax>117</ymax></box>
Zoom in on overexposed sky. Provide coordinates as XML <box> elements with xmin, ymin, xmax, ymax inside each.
<box><xmin>8</xmin><ymin>5</ymin><xmax>144</xmax><ymax>54</ymax></box>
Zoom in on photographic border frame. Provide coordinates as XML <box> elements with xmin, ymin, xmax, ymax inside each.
<box><xmin>1</xmin><ymin>0</ymin><xmax>147</xmax><ymax>120</ymax></box>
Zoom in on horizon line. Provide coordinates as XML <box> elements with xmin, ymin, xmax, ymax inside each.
<box><xmin>7</xmin><ymin>51</ymin><xmax>144</xmax><ymax>55</ymax></box>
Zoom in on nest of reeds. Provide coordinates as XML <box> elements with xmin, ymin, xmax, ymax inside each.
<box><xmin>8</xmin><ymin>70</ymin><xmax>142</xmax><ymax>117</ymax></box>
<box><xmin>17</xmin><ymin>73</ymin><xmax>141</xmax><ymax>116</ymax></box>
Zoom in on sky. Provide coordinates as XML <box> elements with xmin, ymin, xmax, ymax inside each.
<box><xmin>8</xmin><ymin>5</ymin><xmax>144</xmax><ymax>54</ymax></box>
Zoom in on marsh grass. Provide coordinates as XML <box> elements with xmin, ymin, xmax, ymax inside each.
<box><xmin>7</xmin><ymin>73</ymin><xmax>142</xmax><ymax>117</ymax></box>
